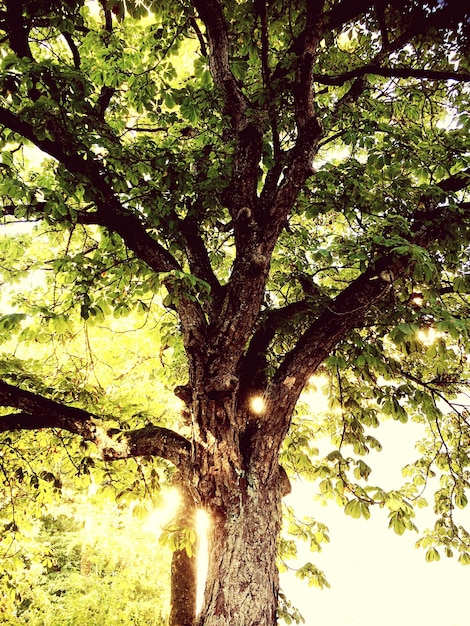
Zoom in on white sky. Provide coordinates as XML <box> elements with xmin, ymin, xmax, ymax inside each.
<box><xmin>281</xmin><ymin>419</ymin><xmax>470</xmax><ymax>626</ymax></box>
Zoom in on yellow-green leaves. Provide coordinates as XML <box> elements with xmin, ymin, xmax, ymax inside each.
<box><xmin>344</xmin><ymin>499</ymin><xmax>371</xmax><ymax>520</ymax></box>
<box><xmin>159</xmin><ymin>524</ymin><xmax>197</xmax><ymax>558</ymax></box>
<box><xmin>425</xmin><ymin>547</ymin><xmax>441</xmax><ymax>562</ymax></box>
<box><xmin>295</xmin><ymin>562</ymin><xmax>330</xmax><ymax>589</ymax></box>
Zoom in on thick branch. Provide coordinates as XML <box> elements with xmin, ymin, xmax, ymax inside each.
<box><xmin>0</xmin><ymin>106</ymin><xmax>211</xmax><ymax>348</ymax></box>
<box><xmin>269</xmin><ymin>170</ymin><xmax>470</xmax><ymax>405</ymax></box>
<box><xmin>192</xmin><ymin>0</ymin><xmax>262</xmax><ymax>215</ymax></box>
<box><xmin>179</xmin><ymin>214</ymin><xmax>222</xmax><ymax>300</ymax></box>
<box><xmin>3</xmin><ymin>0</ymin><xmax>32</xmax><ymax>59</ymax></box>
<box><xmin>95</xmin><ymin>86</ymin><xmax>115</xmax><ymax>120</ymax></box>
<box><xmin>116</xmin><ymin>425</ymin><xmax>192</xmax><ymax>471</ymax></box>
<box><xmin>239</xmin><ymin>300</ymin><xmax>314</xmax><ymax>392</ymax></box>
<box><xmin>204</xmin><ymin>0</ymin><xmax>327</xmax><ymax>374</ymax></box>
<box><xmin>270</xmin><ymin>0</ymin><xmax>376</xmax><ymax>87</ymax></box>
<box><xmin>191</xmin><ymin>0</ymin><xmax>246</xmax><ymax>131</ymax></box>
<box><xmin>62</xmin><ymin>31</ymin><xmax>81</xmax><ymax>69</ymax></box>
<box><xmin>314</xmin><ymin>66</ymin><xmax>470</xmax><ymax>86</ymax></box>
<box><xmin>250</xmin><ymin>171</ymin><xmax>470</xmax><ymax>472</ymax></box>
<box><xmin>434</xmin><ymin>168</ymin><xmax>470</xmax><ymax>193</ymax></box>
<box><xmin>171</xmin><ymin>146</ymin><xmax>222</xmax><ymax>300</ymax></box>
<box><xmin>261</xmin><ymin>3</ymin><xmax>325</xmax><ymax>218</ymax></box>
<box><xmin>0</xmin><ymin>380</ymin><xmax>191</xmax><ymax>470</ymax></box>
<box><xmin>294</xmin><ymin>1</ymin><xmax>325</xmax><ymax>131</ymax></box>
<box><xmin>266</xmin><ymin>259</ymin><xmax>406</xmax><ymax>413</ymax></box>
<box><xmin>0</xmin><ymin>380</ymin><xmax>98</xmax><ymax>440</ymax></box>
<box><xmin>0</xmin><ymin>107</ymin><xmax>179</xmax><ymax>275</ymax></box>
<box><xmin>323</xmin><ymin>0</ymin><xmax>376</xmax><ymax>32</ymax></box>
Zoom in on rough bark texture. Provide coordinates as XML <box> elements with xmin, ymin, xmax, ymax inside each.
<box><xmin>184</xmin><ymin>395</ymin><xmax>286</xmax><ymax>626</ymax></box>
<box><xmin>198</xmin><ymin>478</ymin><xmax>282</xmax><ymax>626</ymax></box>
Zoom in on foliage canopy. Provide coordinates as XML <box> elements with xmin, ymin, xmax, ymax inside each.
<box><xmin>0</xmin><ymin>0</ymin><xmax>469</xmax><ymax>624</ymax></box>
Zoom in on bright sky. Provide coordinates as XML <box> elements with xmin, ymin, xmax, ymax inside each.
<box><xmin>281</xmin><ymin>419</ymin><xmax>470</xmax><ymax>626</ymax></box>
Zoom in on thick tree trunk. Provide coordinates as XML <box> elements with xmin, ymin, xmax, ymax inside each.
<box><xmin>197</xmin><ymin>480</ymin><xmax>282</xmax><ymax>626</ymax></box>
<box><xmin>179</xmin><ymin>373</ymin><xmax>288</xmax><ymax>625</ymax></box>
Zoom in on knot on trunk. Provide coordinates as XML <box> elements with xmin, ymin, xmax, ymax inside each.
<box><xmin>206</xmin><ymin>373</ymin><xmax>239</xmax><ymax>398</ymax></box>
<box><xmin>278</xmin><ymin>465</ymin><xmax>292</xmax><ymax>497</ymax></box>
<box><xmin>174</xmin><ymin>383</ymin><xmax>192</xmax><ymax>406</ymax></box>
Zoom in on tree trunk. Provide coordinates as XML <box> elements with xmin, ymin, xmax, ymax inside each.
<box><xmin>170</xmin><ymin>480</ymin><xmax>198</xmax><ymax>626</ymax></box>
<box><xmin>197</xmin><ymin>479</ymin><xmax>282</xmax><ymax>626</ymax></box>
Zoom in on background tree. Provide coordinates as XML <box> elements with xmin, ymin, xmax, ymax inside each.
<box><xmin>9</xmin><ymin>495</ymin><xmax>171</xmax><ymax>626</ymax></box>
<box><xmin>0</xmin><ymin>1</ymin><xmax>469</xmax><ymax>625</ymax></box>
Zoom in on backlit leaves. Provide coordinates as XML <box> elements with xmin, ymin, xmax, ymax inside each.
<box><xmin>0</xmin><ymin>3</ymin><xmax>469</xmax><ymax>617</ymax></box>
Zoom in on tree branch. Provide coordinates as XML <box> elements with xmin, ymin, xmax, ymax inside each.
<box><xmin>191</xmin><ymin>0</ymin><xmax>247</xmax><ymax>132</ymax></box>
<box><xmin>314</xmin><ymin>66</ymin><xmax>470</xmax><ymax>86</ymax></box>
<box><xmin>270</xmin><ymin>0</ymin><xmax>376</xmax><ymax>89</ymax></box>
<box><xmin>326</xmin><ymin>9</ymin><xmax>468</xmax><ymax>128</ymax></box>
<box><xmin>1</xmin><ymin>201</ymin><xmax>104</xmax><ymax>225</ymax></box>
<box><xmin>200</xmin><ymin>2</ymin><xmax>326</xmax><ymax>376</ymax></box>
<box><xmin>3</xmin><ymin>197</ymin><xmax>221</xmax><ymax>318</ymax></box>
<box><xmin>0</xmin><ymin>107</ymin><xmax>179</xmax><ymax>274</ymax></box>
<box><xmin>433</xmin><ymin>168</ymin><xmax>470</xmax><ymax>193</ymax></box>
<box><xmin>62</xmin><ymin>31</ymin><xmax>81</xmax><ymax>70</ymax></box>
<box><xmin>251</xmin><ymin>169</ymin><xmax>470</xmax><ymax>472</ymax></box>
<box><xmin>0</xmin><ymin>107</ymin><xmax>210</xmax><ymax>355</ymax></box>
<box><xmin>239</xmin><ymin>300</ymin><xmax>315</xmax><ymax>393</ymax></box>
<box><xmin>0</xmin><ymin>380</ymin><xmax>99</xmax><ymax>440</ymax></box>
<box><xmin>293</xmin><ymin>1</ymin><xmax>325</xmax><ymax>132</ymax></box>
<box><xmin>95</xmin><ymin>86</ymin><xmax>115</xmax><ymax>120</ymax></box>
<box><xmin>323</xmin><ymin>0</ymin><xmax>377</xmax><ymax>32</ymax></box>
<box><xmin>270</xmin><ymin>169</ymin><xmax>470</xmax><ymax>406</ymax></box>
<box><xmin>3</xmin><ymin>0</ymin><xmax>33</xmax><ymax>59</ymax></box>
<box><xmin>179</xmin><ymin>214</ymin><xmax>223</xmax><ymax>301</ymax></box>
<box><xmin>273</xmin><ymin>0</ymin><xmax>468</xmax><ymax>92</ymax></box>
<box><xmin>261</xmin><ymin>2</ymin><xmax>325</xmax><ymax>215</ymax></box>
<box><xmin>192</xmin><ymin>0</ymin><xmax>262</xmax><ymax>216</ymax></box>
<box><xmin>0</xmin><ymin>380</ymin><xmax>191</xmax><ymax>470</ymax></box>
<box><xmin>114</xmin><ymin>425</ymin><xmax>192</xmax><ymax>471</ymax></box>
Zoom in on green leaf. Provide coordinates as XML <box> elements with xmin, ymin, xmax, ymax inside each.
<box><xmin>132</xmin><ymin>503</ymin><xmax>149</xmax><ymax>520</ymax></box>
<box><xmin>425</xmin><ymin>548</ymin><xmax>440</xmax><ymax>562</ymax></box>
<box><xmin>344</xmin><ymin>500</ymin><xmax>361</xmax><ymax>519</ymax></box>
<box><xmin>454</xmin><ymin>491</ymin><xmax>468</xmax><ymax>509</ymax></box>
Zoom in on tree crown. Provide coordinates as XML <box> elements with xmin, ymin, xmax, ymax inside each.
<box><xmin>0</xmin><ymin>0</ymin><xmax>469</xmax><ymax>616</ymax></box>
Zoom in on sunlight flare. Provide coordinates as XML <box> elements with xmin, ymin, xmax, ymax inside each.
<box><xmin>196</xmin><ymin>509</ymin><xmax>210</xmax><ymax>614</ymax></box>
<box><xmin>250</xmin><ymin>395</ymin><xmax>265</xmax><ymax>414</ymax></box>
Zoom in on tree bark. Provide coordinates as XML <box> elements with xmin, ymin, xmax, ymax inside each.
<box><xmin>176</xmin><ymin>391</ymin><xmax>286</xmax><ymax>626</ymax></box>
<box><xmin>198</xmin><ymin>479</ymin><xmax>282</xmax><ymax>626</ymax></box>
<box><xmin>170</xmin><ymin>481</ymin><xmax>198</xmax><ymax>626</ymax></box>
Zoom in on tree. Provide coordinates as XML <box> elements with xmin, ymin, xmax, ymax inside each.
<box><xmin>0</xmin><ymin>0</ymin><xmax>469</xmax><ymax>624</ymax></box>
<box><xmin>14</xmin><ymin>497</ymin><xmax>171</xmax><ymax>626</ymax></box>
